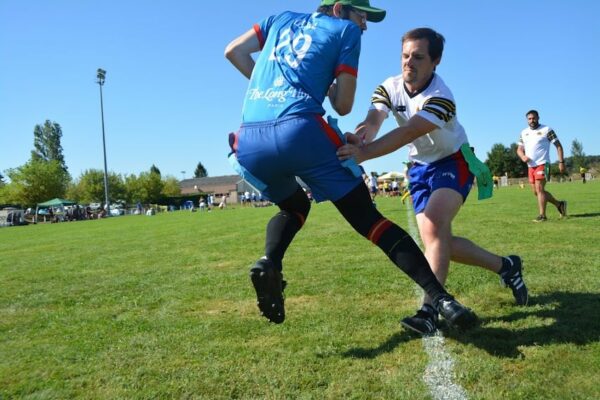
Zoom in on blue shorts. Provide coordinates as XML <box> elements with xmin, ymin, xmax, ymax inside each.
<box><xmin>408</xmin><ymin>150</ymin><xmax>474</xmax><ymax>214</ymax></box>
<box><xmin>233</xmin><ymin>115</ymin><xmax>362</xmax><ymax>203</ymax></box>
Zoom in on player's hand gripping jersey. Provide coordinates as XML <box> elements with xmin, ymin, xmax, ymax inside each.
<box><xmin>370</xmin><ymin>73</ymin><xmax>468</xmax><ymax>164</ymax></box>
<box><xmin>242</xmin><ymin>11</ymin><xmax>361</xmax><ymax>123</ymax></box>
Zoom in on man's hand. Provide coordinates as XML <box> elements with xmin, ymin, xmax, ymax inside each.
<box><xmin>337</xmin><ymin>133</ymin><xmax>366</xmax><ymax>163</ymax></box>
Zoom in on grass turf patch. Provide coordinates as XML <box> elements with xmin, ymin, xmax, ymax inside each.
<box><xmin>1</xmin><ymin>180</ymin><xmax>599</xmax><ymax>399</ymax></box>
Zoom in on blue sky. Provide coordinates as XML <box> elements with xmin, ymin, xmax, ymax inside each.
<box><xmin>1</xmin><ymin>1</ymin><xmax>599</xmax><ymax>181</ymax></box>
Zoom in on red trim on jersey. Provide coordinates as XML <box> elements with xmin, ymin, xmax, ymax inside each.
<box><xmin>253</xmin><ymin>24</ymin><xmax>265</xmax><ymax>49</ymax></box>
<box><xmin>335</xmin><ymin>64</ymin><xmax>358</xmax><ymax>77</ymax></box>
<box><xmin>451</xmin><ymin>151</ymin><xmax>470</xmax><ymax>188</ymax></box>
<box><xmin>368</xmin><ymin>218</ymin><xmax>392</xmax><ymax>245</ymax></box>
<box><xmin>315</xmin><ymin>116</ymin><xmax>344</xmax><ymax>148</ymax></box>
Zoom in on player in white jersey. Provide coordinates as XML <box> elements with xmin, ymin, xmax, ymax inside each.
<box><xmin>337</xmin><ymin>27</ymin><xmax>528</xmax><ymax>335</ymax></box>
<box><xmin>517</xmin><ymin>110</ymin><xmax>567</xmax><ymax>222</ymax></box>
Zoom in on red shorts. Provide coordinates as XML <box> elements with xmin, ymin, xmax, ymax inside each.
<box><xmin>528</xmin><ymin>164</ymin><xmax>547</xmax><ymax>183</ymax></box>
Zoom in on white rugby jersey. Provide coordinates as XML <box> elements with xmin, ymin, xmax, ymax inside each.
<box><xmin>370</xmin><ymin>73</ymin><xmax>468</xmax><ymax>164</ymax></box>
<box><xmin>518</xmin><ymin>124</ymin><xmax>558</xmax><ymax>167</ymax></box>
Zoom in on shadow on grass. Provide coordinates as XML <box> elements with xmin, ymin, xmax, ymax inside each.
<box><xmin>339</xmin><ymin>292</ymin><xmax>600</xmax><ymax>359</ymax></box>
<box><xmin>341</xmin><ymin>331</ymin><xmax>416</xmax><ymax>359</ymax></box>
<box><xmin>449</xmin><ymin>291</ymin><xmax>600</xmax><ymax>358</ymax></box>
<box><xmin>567</xmin><ymin>212</ymin><xmax>600</xmax><ymax>218</ymax></box>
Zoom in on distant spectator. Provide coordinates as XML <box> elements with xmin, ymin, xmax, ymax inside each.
<box><xmin>368</xmin><ymin>172</ymin><xmax>378</xmax><ymax>203</ymax></box>
<box><xmin>580</xmin><ymin>166</ymin><xmax>587</xmax><ymax>183</ymax></box>
<box><xmin>391</xmin><ymin>179</ymin><xmax>399</xmax><ymax>195</ymax></box>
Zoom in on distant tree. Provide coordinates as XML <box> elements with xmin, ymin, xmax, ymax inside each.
<box><xmin>0</xmin><ymin>172</ymin><xmax>10</xmax><ymax>203</ymax></box>
<box><xmin>150</xmin><ymin>164</ymin><xmax>161</xmax><ymax>176</ymax></box>
<box><xmin>0</xmin><ymin>182</ymin><xmax>12</xmax><ymax>204</ymax></box>
<box><xmin>123</xmin><ymin>174</ymin><xmax>144</xmax><ymax>205</ymax></box>
<box><xmin>506</xmin><ymin>143</ymin><xmax>528</xmax><ymax>178</ymax></box>
<box><xmin>138</xmin><ymin>171</ymin><xmax>164</xmax><ymax>204</ymax></box>
<box><xmin>161</xmin><ymin>176</ymin><xmax>181</xmax><ymax>197</ymax></box>
<box><xmin>485</xmin><ymin>143</ymin><xmax>508</xmax><ymax>175</ymax></box>
<box><xmin>31</xmin><ymin>120</ymin><xmax>68</xmax><ymax>173</ymax></box>
<box><xmin>67</xmin><ymin>169</ymin><xmax>125</xmax><ymax>204</ymax></box>
<box><xmin>2</xmin><ymin>160</ymin><xmax>69</xmax><ymax>206</ymax></box>
<box><xmin>194</xmin><ymin>162</ymin><xmax>208</xmax><ymax>178</ymax></box>
<box><xmin>485</xmin><ymin>143</ymin><xmax>526</xmax><ymax>178</ymax></box>
<box><xmin>571</xmin><ymin>139</ymin><xmax>586</xmax><ymax>169</ymax></box>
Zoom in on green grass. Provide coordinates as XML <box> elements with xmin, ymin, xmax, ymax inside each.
<box><xmin>1</xmin><ymin>181</ymin><xmax>599</xmax><ymax>399</ymax></box>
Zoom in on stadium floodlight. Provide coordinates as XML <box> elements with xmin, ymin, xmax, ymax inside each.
<box><xmin>96</xmin><ymin>68</ymin><xmax>110</xmax><ymax>216</ymax></box>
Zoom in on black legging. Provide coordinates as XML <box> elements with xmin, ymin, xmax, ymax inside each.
<box><xmin>264</xmin><ymin>186</ymin><xmax>311</xmax><ymax>271</ymax></box>
<box><xmin>264</xmin><ymin>182</ymin><xmax>446</xmax><ymax>301</ymax></box>
<box><xmin>333</xmin><ymin>183</ymin><xmax>445</xmax><ymax>299</ymax></box>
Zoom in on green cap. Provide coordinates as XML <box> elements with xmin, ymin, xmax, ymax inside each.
<box><xmin>320</xmin><ymin>0</ymin><xmax>386</xmax><ymax>23</ymax></box>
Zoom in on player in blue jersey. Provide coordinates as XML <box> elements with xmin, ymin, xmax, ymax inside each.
<box><xmin>225</xmin><ymin>1</ymin><xmax>477</xmax><ymax>331</ymax></box>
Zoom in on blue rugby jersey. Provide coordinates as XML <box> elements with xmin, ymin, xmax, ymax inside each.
<box><xmin>242</xmin><ymin>11</ymin><xmax>361</xmax><ymax>122</ymax></box>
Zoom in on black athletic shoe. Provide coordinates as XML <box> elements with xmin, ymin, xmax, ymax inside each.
<box><xmin>401</xmin><ymin>304</ymin><xmax>439</xmax><ymax>335</ymax></box>
<box><xmin>557</xmin><ymin>201</ymin><xmax>568</xmax><ymax>218</ymax></box>
<box><xmin>434</xmin><ymin>295</ymin><xmax>478</xmax><ymax>330</ymax></box>
<box><xmin>533</xmin><ymin>215</ymin><xmax>547</xmax><ymax>222</ymax></box>
<box><xmin>500</xmin><ymin>255</ymin><xmax>528</xmax><ymax>306</ymax></box>
<box><xmin>249</xmin><ymin>258</ymin><xmax>285</xmax><ymax>324</ymax></box>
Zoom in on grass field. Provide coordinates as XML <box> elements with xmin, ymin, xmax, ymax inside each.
<box><xmin>1</xmin><ymin>180</ymin><xmax>599</xmax><ymax>399</ymax></box>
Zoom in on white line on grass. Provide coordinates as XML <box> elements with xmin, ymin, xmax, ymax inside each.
<box><xmin>405</xmin><ymin>204</ymin><xmax>468</xmax><ymax>400</ymax></box>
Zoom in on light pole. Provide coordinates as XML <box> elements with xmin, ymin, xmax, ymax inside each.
<box><xmin>97</xmin><ymin>68</ymin><xmax>110</xmax><ymax>216</ymax></box>
<box><xmin>181</xmin><ymin>171</ymin><xmax>186</xmax><ymax>181</ymax></box>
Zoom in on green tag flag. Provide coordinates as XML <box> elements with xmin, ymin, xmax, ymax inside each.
<box><xmin>460</xmin><ymin>143</ymin><xmax>493</xmax><ymax>200</ymax></box>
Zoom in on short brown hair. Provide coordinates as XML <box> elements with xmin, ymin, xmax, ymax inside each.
<box><xmin>402</xmin><ymin>28</ymin><xmax>445</xmax><ymax>62</ymax></box>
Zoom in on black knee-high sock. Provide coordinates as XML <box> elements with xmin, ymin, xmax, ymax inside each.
<box><xmin>265</xmin><ymin>211</ymin><xmax>303</xmax><ymax>271</ymax></box>
<box><xmin>264</xmin><ymin>186</ymin><xmax>311</xmax><ymax>271</ymax></box>
<box><xmin>334</xmin><ymin>183</ymin><xmax>448</xmax><ymax>302</ymax></box>
<box><xmin>376</xmin><ymin>223</ymin><xmax>446</xmax><ymax>301</ymax></box>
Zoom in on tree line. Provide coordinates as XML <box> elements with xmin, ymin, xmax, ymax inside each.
<box><xmin>0</xmin><ymin>120</ymin><xmax>209</xmax><ymax>207</ymax></box>
<box><xmin>1</xmin><ymin>120</ymin><xmax>595</xmax><ymax>207</ymax></box>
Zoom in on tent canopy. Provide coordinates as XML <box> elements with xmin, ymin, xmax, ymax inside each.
<box><xmin>377</xmin><ymin>171</ymin><xmax>404</xmax><ymax>182</ymax></box>
<box><xmin>37</xmin><ymin>198</ymin><xmax>76</xmax><ymax>207</ymax></box>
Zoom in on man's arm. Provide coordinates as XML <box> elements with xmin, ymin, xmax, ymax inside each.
<box><xmin>355</xmin><ymin>109</ymin><xmax>387</xmax><ymax>144</ymax></box>
<box><xmin>337</xmin><ymin>115</ymin><xmax>438</xmax><ymax>163</ymax></box>
<box><xmin>224</xmin><ymin>28</ymin><xmax>261</xmax><ymax>79</ymax></box>
<box><xmin>554</xmin><ymin>140</ymin><xmax>565</xmax><ymax>173</ymax></box>
<box><xmin>516</xmin><ymin>144</ymin><xmax>529</xmax><ymax>163</ymax></box>
<box><xmin>328</xmin><ymin>72</ymin><xmax>357</xmax><ymax>116</ymax></box>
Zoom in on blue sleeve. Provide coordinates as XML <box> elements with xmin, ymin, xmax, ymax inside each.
<box><xmin>256</xmin><ymin>14</ymin><xmax>277</xmax><ymax>48</ymax></box>
<box><xmin>335</xmin><ymin>23</ymin><xmax>361</xmax><ymax>77</ymax></box>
